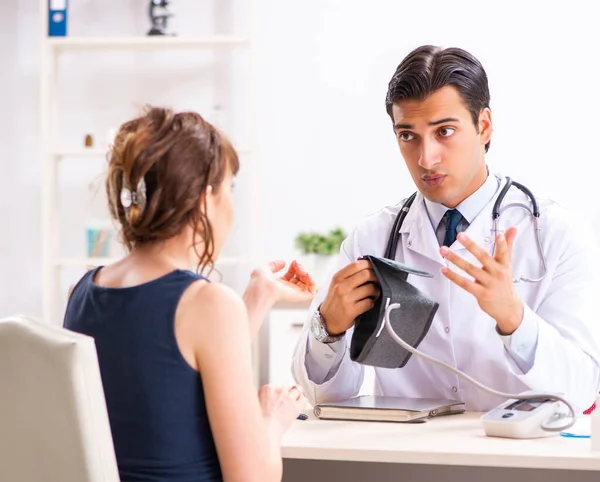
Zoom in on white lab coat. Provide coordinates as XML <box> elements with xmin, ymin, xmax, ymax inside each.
<box><xmin>292</xmin><ymin>173</ymin><xmax>600</xmax><ymax>412</ymax></box>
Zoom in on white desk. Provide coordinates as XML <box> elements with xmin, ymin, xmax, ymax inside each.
<box><xmin>281</xmin><ymin>413</ymin><xmax>600</xmax><ymax>482</ymax></box>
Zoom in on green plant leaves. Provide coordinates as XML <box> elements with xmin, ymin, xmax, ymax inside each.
<box><xmin>294</xmin><ymin>227</ymin><xmax>347</xmax><ymax>255</ymax></box>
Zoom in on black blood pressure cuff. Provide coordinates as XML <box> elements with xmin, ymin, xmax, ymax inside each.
<box><xmin>349</xmin><ymin>255</ymin><xmax>439</xmax><ymax>369</ymax></box>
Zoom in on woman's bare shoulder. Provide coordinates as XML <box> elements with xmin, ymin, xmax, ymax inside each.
<box><xmin>177</xmin><ymin>280</ymin><xmax>247</xmax><ymax>331</ymax></box>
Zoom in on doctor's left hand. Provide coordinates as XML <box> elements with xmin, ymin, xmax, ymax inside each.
<box><xmin>440</xmin><ymin>228</ymin><xmax>524</xmax><ymax>335</ymax></box>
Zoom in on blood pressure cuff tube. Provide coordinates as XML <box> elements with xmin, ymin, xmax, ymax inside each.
<box><xmin>349</xmin><ymin>255</ymin><xmax>439</xmax><ymax>369</ymax></box>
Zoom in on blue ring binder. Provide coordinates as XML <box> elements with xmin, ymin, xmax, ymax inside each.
<box><xmin>48</xmin><ymin>0</ymin><xmax>68</xmax><ymax>37</ymax></box>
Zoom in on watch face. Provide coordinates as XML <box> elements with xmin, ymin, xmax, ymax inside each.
<box><xmin>310</xmin><ymin>312</ymin><xmax>324</xmax><ymax>339</ymax></box>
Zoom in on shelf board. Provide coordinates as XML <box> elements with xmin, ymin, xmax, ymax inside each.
<box><xmin>53</xmin><ymin>148</ymin><xmax>109</xmax><ymax>159</ymax></box>
<box><xmin>56</xmin><ymin>256</ymin><xmax>251</xmax><ymax>267</ymax></box>
<box><xmin>53</xmin><ymin>147</ymin><xmax>251</xmax><ymax>160</ymax></box>
<box><xmin>46</xmin><ymin>36</ymin><xmax>251</xmax><ymax>52</ymax></box>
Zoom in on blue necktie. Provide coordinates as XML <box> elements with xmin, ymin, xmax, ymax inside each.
<box><xmin>442</xmin><ymin>209</ymin><xmax>464</xmax><ymax>247</ymax></box>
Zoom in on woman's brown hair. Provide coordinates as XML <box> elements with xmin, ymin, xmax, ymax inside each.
<box><xmin>106</xmin><ymin>106</ymin><xmax>239</xmax><ymax>271</ymax></box>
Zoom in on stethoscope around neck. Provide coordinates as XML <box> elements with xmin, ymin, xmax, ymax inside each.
<box><xmin>384</xmin><ymin>177</ymin><xmax>548</xmax><ymax>283</ymax></box>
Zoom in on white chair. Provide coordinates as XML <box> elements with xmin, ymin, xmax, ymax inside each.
<box><xmin>0</xmin><ymin>315</ymin><xmax>119</xmax><ymax>482</ymax></box>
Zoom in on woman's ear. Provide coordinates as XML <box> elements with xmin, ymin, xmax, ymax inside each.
<box><xmin>199</xmin><ymin>185</ymin><xmax>212</xmax><ymax>203</ymax></box>
<box><xmin>199</xmin><ymin>185</ymin><xmax>214</xmax><ymax>214</ymax></box>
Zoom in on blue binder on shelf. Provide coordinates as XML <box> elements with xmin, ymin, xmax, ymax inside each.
<box><xmin>48</xmin><ymin>0</ymin><xmax>68</xmax><ymax>37</ymax></box>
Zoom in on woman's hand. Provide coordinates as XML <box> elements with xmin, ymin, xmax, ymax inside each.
<box><xmin>259</xmin><ymin>384</ymin><xmax>306</xmax><ymax>435</ymax></box>
<box><xmin>251</xmin><ymin>260</ymin><xmax>317</xmax><ymax>304</ymax></box>
<box><xmin>243</xmin><ymin>260</ymin><xmax>317</xmax><ymax>339</ymax></box>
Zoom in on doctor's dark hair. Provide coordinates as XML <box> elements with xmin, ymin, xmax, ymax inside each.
<box><xmin>106</xmin><ymin>105</ymin><xmax>239</xmax><ymax>271</ymax></box>
<box><xmin>385</xmin><ymin>45</ymin><xmax>491</xmax><ymax>152</ymax></box>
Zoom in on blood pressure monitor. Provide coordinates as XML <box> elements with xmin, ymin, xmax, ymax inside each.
<box><xmin>482</xmin><ymin>394</ymin><xmax>565</xmax><ymax>439</ymax></box>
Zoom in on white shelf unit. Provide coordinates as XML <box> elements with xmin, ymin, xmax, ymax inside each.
<box><xmin>40</xmin><ymin>3</ymin><xmax>259</xmax><ymax>325</ymax></box>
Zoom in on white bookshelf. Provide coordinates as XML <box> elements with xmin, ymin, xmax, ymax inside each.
<box><xmin>39</xmin><ymin>2</ymin><xmax>259</xmax><ymax>325</ymax></box>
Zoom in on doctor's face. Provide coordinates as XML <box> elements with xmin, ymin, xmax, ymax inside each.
<box><xmin>391</xmin><ymin>86</ymin><xmax>492</xmax><ymax>208</ymax></box>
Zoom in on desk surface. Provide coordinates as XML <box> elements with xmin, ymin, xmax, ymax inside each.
<box><xmin>282</xmin><ymin>413</ymin><xmax>600</xmax><ymax>471</ymax></box>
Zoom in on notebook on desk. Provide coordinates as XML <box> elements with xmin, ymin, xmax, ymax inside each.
<box><xmin>313</xmin><ymin>395</ymin><xmax>466</xmax><ymax>423</ymax></box>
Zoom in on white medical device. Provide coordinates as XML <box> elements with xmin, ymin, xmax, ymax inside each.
<box><xmin>383</xmin><ymin>302</ymin><xmax>576</xmax><ymax>439</ymax></box>
<box><xmin>481</xmin><ymin>393</ymin><xmax>565</xmax><ymax>438</ymax></box>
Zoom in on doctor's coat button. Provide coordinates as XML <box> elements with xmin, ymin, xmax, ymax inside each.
<box><xmin>407</xmin><ymin>240</ymin><xmax>413</xmax><ymax>247</ymax></box>
<box><xmin>484</xmin><ymin>237</ymin><xmax>492</xmax><ymax>244</ymax></box>
<box><xmin>445</xmin><ymin>327</ymin><xmax>450</xmax><ymax>333</ymax></box>
<box><xmin>452</xmin><ymin>386</ymin><xmax>458</xmax><ymax>392</ymax></box>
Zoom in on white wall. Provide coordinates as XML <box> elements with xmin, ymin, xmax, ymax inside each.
<box><xmin>0</xmin><ymin>0</ymin><xmax>598</xmax><ymax>318</ymax></box>
<box><xmin>252</xmin><ymin>0</ymin><xmax>600</xmax><ymax>261</ymax></box>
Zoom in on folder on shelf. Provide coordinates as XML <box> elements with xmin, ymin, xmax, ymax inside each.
<box><xmin>48</xmin><ymin>0</ymin><xmax>68</xmax><ymax>37</ymax></box>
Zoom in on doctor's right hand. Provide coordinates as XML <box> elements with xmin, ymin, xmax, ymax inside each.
<box><xmin>319</xmin><ymin>260</ymin><xmax>380</xmax><ymax>336</ymax></box>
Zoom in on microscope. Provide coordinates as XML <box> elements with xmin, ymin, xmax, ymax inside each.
<box><xmin>147</xmin><ymin>0</ymin><xmax>175</xmax><ymax>36</ymax></box>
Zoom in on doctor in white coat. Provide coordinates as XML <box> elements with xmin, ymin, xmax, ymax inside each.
<box><xmin>291</xmin><ymin>45</ymin><xmax>600</xmax><ymax>413</ymax></box>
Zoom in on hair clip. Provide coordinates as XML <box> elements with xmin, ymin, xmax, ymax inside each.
<box><xmin>120</xmin><ymin>177</ymin><xmax>147</xmax><ymax>216</ymax></box>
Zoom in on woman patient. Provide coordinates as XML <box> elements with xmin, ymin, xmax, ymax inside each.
<box><xmin>64</xmin><ymin>106</ymin><xmax>314</xmax><ymax>482</ymax></box>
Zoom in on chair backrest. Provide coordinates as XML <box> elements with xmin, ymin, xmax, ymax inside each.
<box><xmin>0</xmin><ymin>315</ymin><xmax>119</xmax><ymax>482</ymax></box>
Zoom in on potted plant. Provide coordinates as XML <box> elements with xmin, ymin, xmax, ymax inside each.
<box><xmin>294</xmin><ymin>227</ymin><xmax>347</xmax><ymax>286</ymax></box>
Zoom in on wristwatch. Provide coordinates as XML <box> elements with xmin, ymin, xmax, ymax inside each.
<box><xmin>310</xmin><ymin>309</ymin><xmax>345</xmax><ymax>344</ymax></box>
